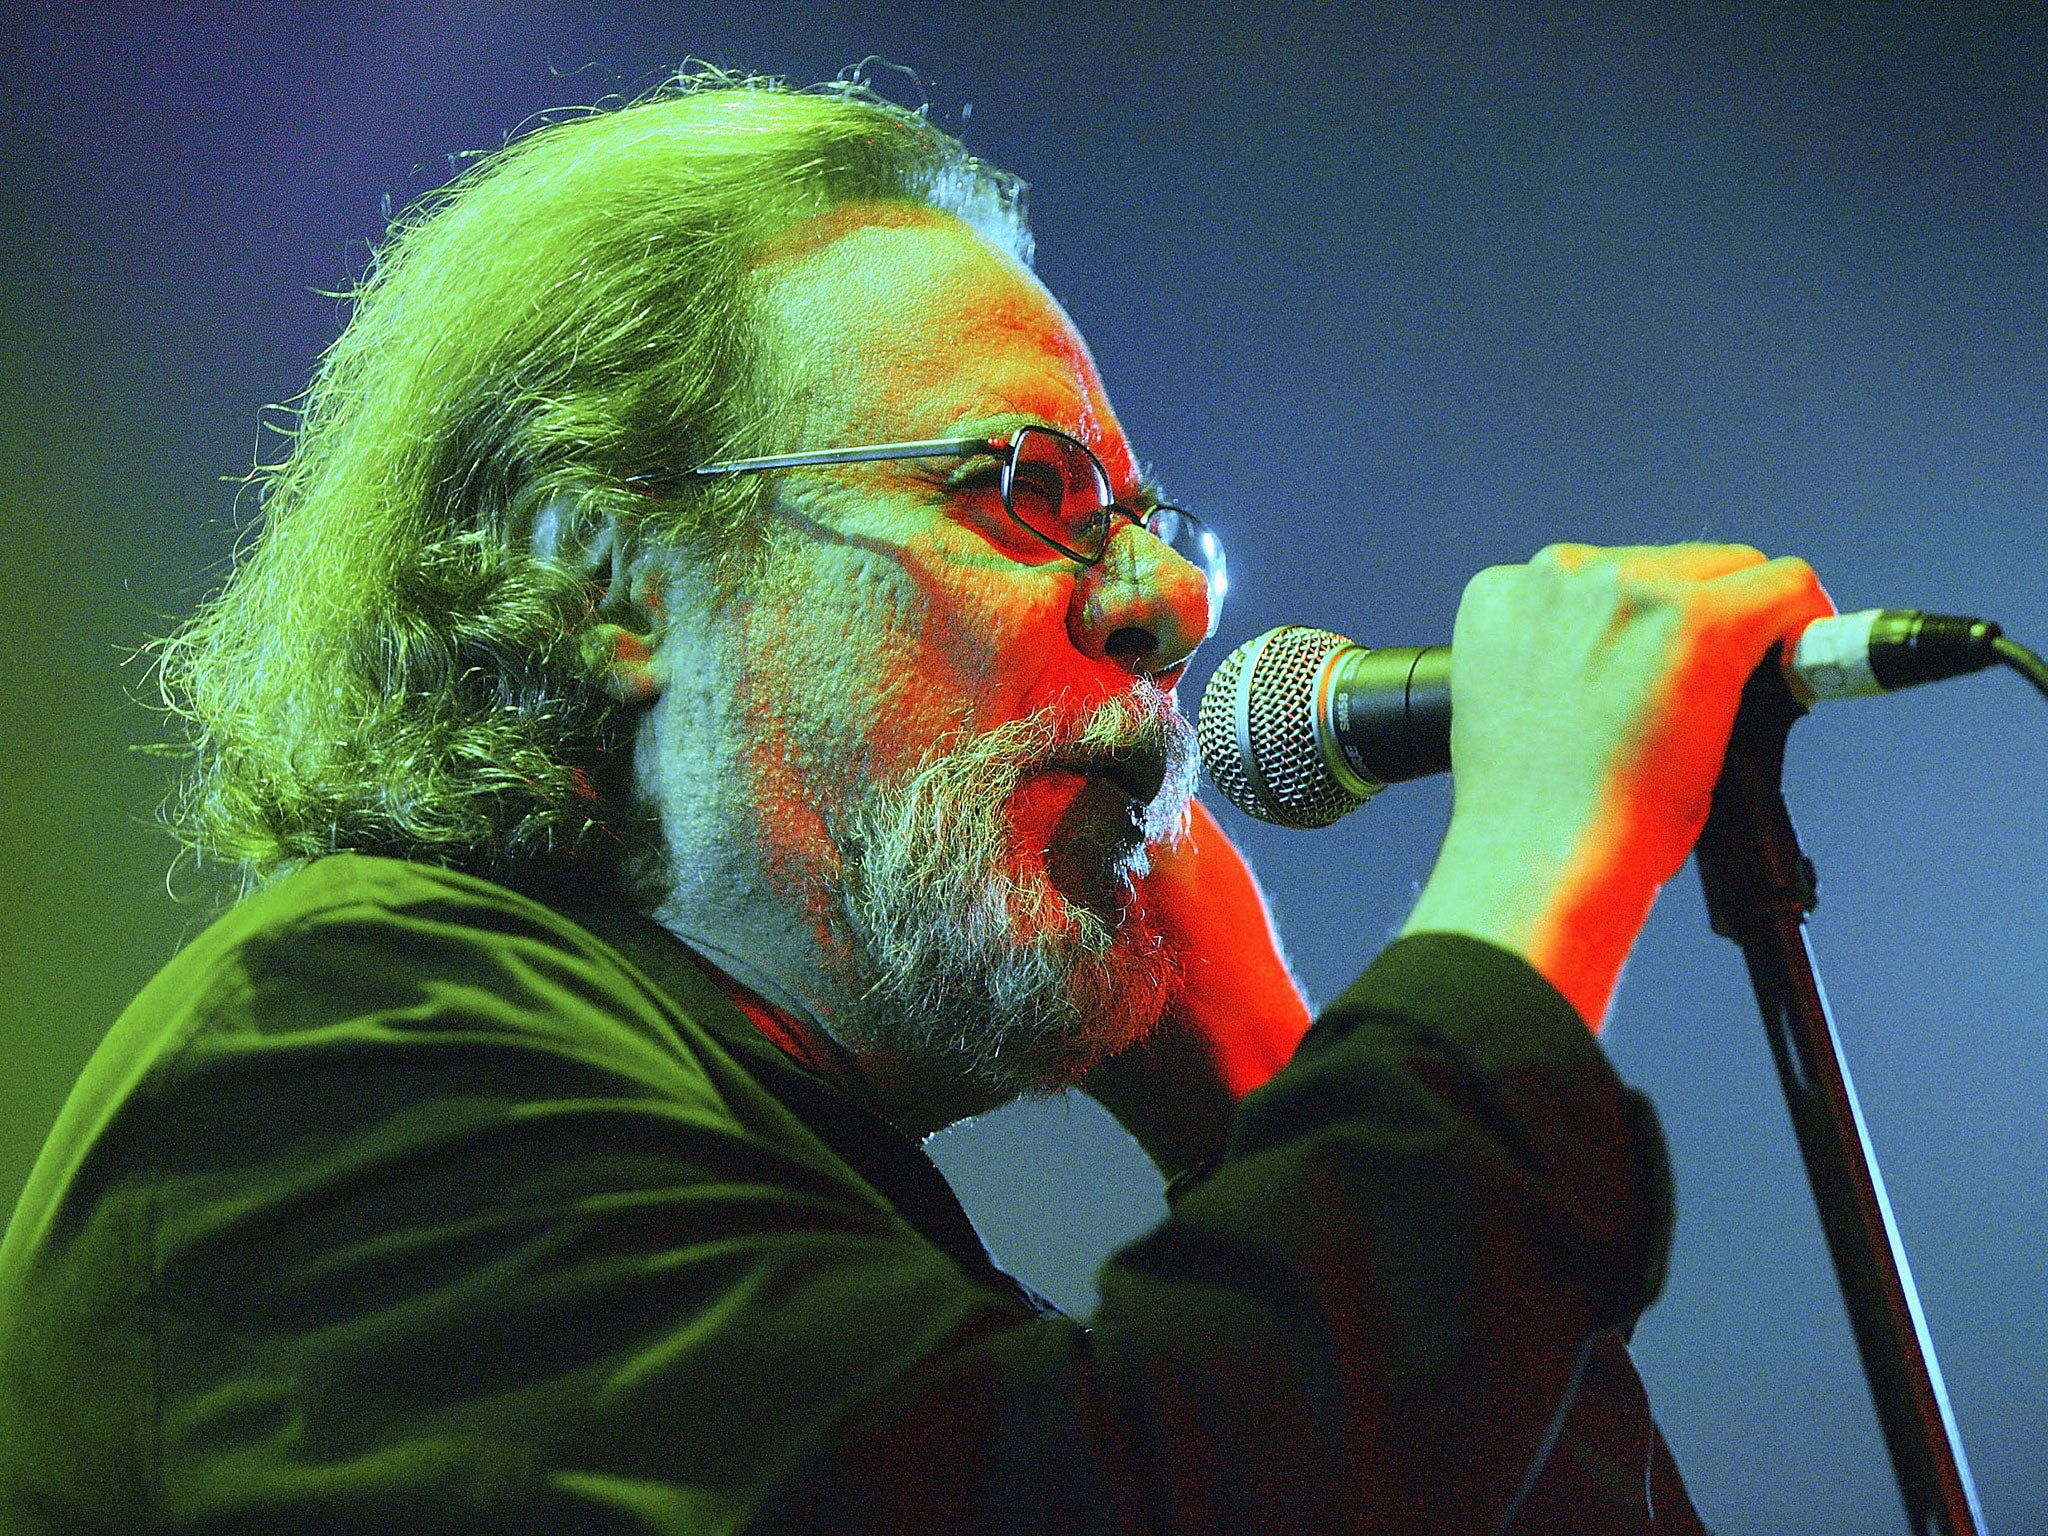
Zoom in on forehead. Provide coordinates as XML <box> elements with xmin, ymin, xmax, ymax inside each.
<box><xmin>749</xmin><ymin>203</ymin><xmax>1136</xmax><ymax>482</ymax></box>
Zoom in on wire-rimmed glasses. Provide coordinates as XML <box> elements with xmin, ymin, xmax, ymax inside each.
<box><xmin>680</xmin><ymin>424</ymin><xmax>1228</xmax><ymax>635</ymax></box>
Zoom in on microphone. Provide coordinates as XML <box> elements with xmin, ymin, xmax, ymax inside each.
<box><xmin>1196</xmin><ymin>610</ymin><xmax>2005</xmax><ymax>828</ymax></box>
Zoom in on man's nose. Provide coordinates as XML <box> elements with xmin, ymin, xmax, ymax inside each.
<box><xmin>1067</xmin><ymin>521</ymin><xmax>1211</xmax><ymax>677</ymax></box>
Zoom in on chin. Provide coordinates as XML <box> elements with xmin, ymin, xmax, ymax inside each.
<box><xmin>1041</xmin><ymin>900</ymin><xmax>1179</xmax><ymax>1083</ymax></box>
<box><xmin>833</xmin><ymin>829</ymin><xmax>1180</xmax><ymax>1098</ymax></box>
<box><xmin>975</xmin><ymin>903</ymin><xmax>1178</xmax><ymax>1094</ymax></box>
<box><xmin>823</xmin><ymin>700</ymin><xmax>1192</xmax><ymax>1096</ymax></box>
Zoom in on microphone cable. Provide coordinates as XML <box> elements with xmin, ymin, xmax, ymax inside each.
<box><xmin>1992</xmin><ymin>632</ymin><xmax>2048</xmax><ymax>702</ymax></box>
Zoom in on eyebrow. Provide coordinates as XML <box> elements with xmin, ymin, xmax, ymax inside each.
<box><xmin>952</xmin><ymin>411</ymin><xmax>1154</xmax><ymax>502</ymax></box>
<box><xmin>950</xmin><ymin>409</ymin><xmax>1052</xmax><ymax>443</ymax></box>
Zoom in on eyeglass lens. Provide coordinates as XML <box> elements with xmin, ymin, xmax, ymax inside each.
<box><xmin>1005</xmin><ymin>428</ymin><xmax>1114</xmax><ymax>560</ymax></box>
<box><xmin>1144</xmin><ymin>506</ymin><xmax>1229</xmax><ymax>636</ymax></box>
<box><xmin>1003</xmin><ymin>426</ymin><xmax>1228</xmax><ymax>633</ymax></box>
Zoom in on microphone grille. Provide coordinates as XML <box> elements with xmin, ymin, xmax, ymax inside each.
<box><xmin>1197</xmin><ymin>626</ymin><xmax>1368</xmax><ymax>828</ymax></box>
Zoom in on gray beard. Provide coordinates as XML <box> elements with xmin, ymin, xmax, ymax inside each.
<box><xmin>825</xmin><ymin>685</ymin><xmax>1200</xmax><ymax>1096</ymax></box>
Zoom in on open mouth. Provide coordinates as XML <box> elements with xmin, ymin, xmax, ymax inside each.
<box><xmin>1047</xmin><ymin>739</ymin><xmax>1170</xmax><ymax>809</ymax></box>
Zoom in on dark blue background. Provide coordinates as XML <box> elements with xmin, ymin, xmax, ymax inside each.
<box><xmin>3</xmin><ymin>5</ymin><xmax>2042</xmax><ymax>1530</ymax></box>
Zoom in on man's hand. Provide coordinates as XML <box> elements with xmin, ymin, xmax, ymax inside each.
<box><xmin>1403</xmin><ymin>542</ymin><xmax>1836</xmax><ymax>1030</ymax></box>
<box><xmin>1084</xmin><ymin>797</ymin><xmax>1313</xmax><ymax>1183</ymax></box>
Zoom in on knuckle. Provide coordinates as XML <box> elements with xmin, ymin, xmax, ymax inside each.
<box><xmin>1774</xmin><ymin>554</ymin><xmax>1821</xmax><ymax>588</ymax></box>
<box><xmin>1461</xmin><ymin>563</ymin><xmax>1513</xmax><ymax>602</ymax></box>
<box><xmin>1530</xmin><ymin>541</ymin><xmax>1595</xmax><ymax>571</ymax></box>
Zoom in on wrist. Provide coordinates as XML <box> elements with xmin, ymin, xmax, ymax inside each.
<box><xmin>1401</xmin><ymin>804</ymin><xmax>1660</xmax><ymax>1031</ymax></box>
<box><xmin>1099</xmin><ymin>797</ymin><xmax>1312</xmax><ymax>1181</ymax></box>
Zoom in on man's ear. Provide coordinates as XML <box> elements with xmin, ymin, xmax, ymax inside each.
<box><xmin>529</xmin><ymin>489</ymin><xmax>665</xmax><ymax>705</ymax></box>
<box><xmin>579</xmin><ymin>620</ymin><xmax>661</xmax><ymax>704</ymax></box>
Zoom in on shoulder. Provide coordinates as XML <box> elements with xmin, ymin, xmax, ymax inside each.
<box><xmin>208</xmin><ymin>852</ymin><xmax>632</xmax><ymax>966</ymax></box>
<box><xmin>92</xmin><ymin>855</ymin><xmax>745</xmax><ymax>1123</ymax></box>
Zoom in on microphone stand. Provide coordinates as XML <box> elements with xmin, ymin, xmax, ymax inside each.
<box><xmin>1693</xmin><ymin>662</ymin><xmax>1987</xmax><ymax>1536</ymax></box>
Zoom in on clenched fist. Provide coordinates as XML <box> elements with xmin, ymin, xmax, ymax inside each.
<box><xmin>1403</xmin><ymin>542</ymin><xmax>1836</xmax><ymax>1030</ymax></box>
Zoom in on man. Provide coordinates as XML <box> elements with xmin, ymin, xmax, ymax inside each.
<box><xmin>0</xmin><ymin>75</ymin><xmax>1831</xmax><ymax>1532</ymax></box>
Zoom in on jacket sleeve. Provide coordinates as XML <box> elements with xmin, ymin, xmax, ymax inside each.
<box><xmin>759</xmin><ymin>933</ymin><xmax>1694</xmax><ymax>1535</ymax></box>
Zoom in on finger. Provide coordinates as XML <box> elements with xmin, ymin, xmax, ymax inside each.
<box><xmin>1639</xmin><ymin>541</ymin><xmax>1769</xmax><ymax>582</ymax></box>
<box><xmin>1701</xmin><ymin>554</ymin><xmax>1838</xmax><ymax>659</ymax></box>
<box><xmin>1531</xmin><ymin>541</ymin><xmax>1604</xmax><ymax>572</ymax></box>
<box><xmin>1535</xmin><ymin>540</ymin><xmax>1768</xmax><ymax>581</ymax></box>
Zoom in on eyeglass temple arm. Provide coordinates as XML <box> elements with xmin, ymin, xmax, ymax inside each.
<box><xmin>688</xmin><ymin>437</ymin><xmax>999</xmax><ymax>478</ymax></box>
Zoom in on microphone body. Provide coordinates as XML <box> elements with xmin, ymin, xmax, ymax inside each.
<box><xmin>1197</xmin><ymin>610</ymin><xmax>2002</xmax><ymax>829</ymax></box>
<box><xmin>1197</xmin><ymin>627</ymin><xmax>1450</xmax><ymax>829</ymax></box>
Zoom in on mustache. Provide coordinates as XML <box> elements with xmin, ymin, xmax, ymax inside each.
<box><xmin>993</xmin><ymin>683</ymin><xmax>1199</xmax><ymax>843</ymax></box>
<box><xmin>1041</xmin><ymin>685</ymin><xmax>1199</xmax><ymax>843</ymax></box>
<box><xmin>827</xmin><ymin>684</ymin><xmax>1194</xmax><ymax>1090</ymax></box>
<box><xmin>842</xmin><ymin>684</ymin><xmax>1199</xmax><ymax>878</ymax></box>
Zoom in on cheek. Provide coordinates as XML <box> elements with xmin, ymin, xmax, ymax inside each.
<box><xmin>723</xmin><ymin>575</ymin><xmax>871</xmax><ymax>900</ymax></box>
<box><xmin>736</xmin><ymin>550</ymin><xmax>956</xmax><ymax>807</ymax></box>
<box><xmin>822</xmin><ymin>543</ymin><xmax>1076</xmax><ymax>747</ymax></box>
<box><xmin>895</xmin><ymin>552</ymin><xmax>1086</xmax><ymax>724</ymax></box>
<box><xmin>735</xmin><ymin>538</ymin><xmax>1087</xmax><ymax>852</ymax></box>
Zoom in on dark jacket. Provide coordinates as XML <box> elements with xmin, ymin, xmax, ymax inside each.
<box><xmin>0</xmin><ymin>854</ymin><xmax>1703</xmax><ymax>1533</ymax></box>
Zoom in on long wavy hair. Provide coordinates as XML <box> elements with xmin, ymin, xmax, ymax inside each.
<box><xmin>154</xmin><ymin>70</ymin><xmax>1031</xmax><ymax>900</ymax></box>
